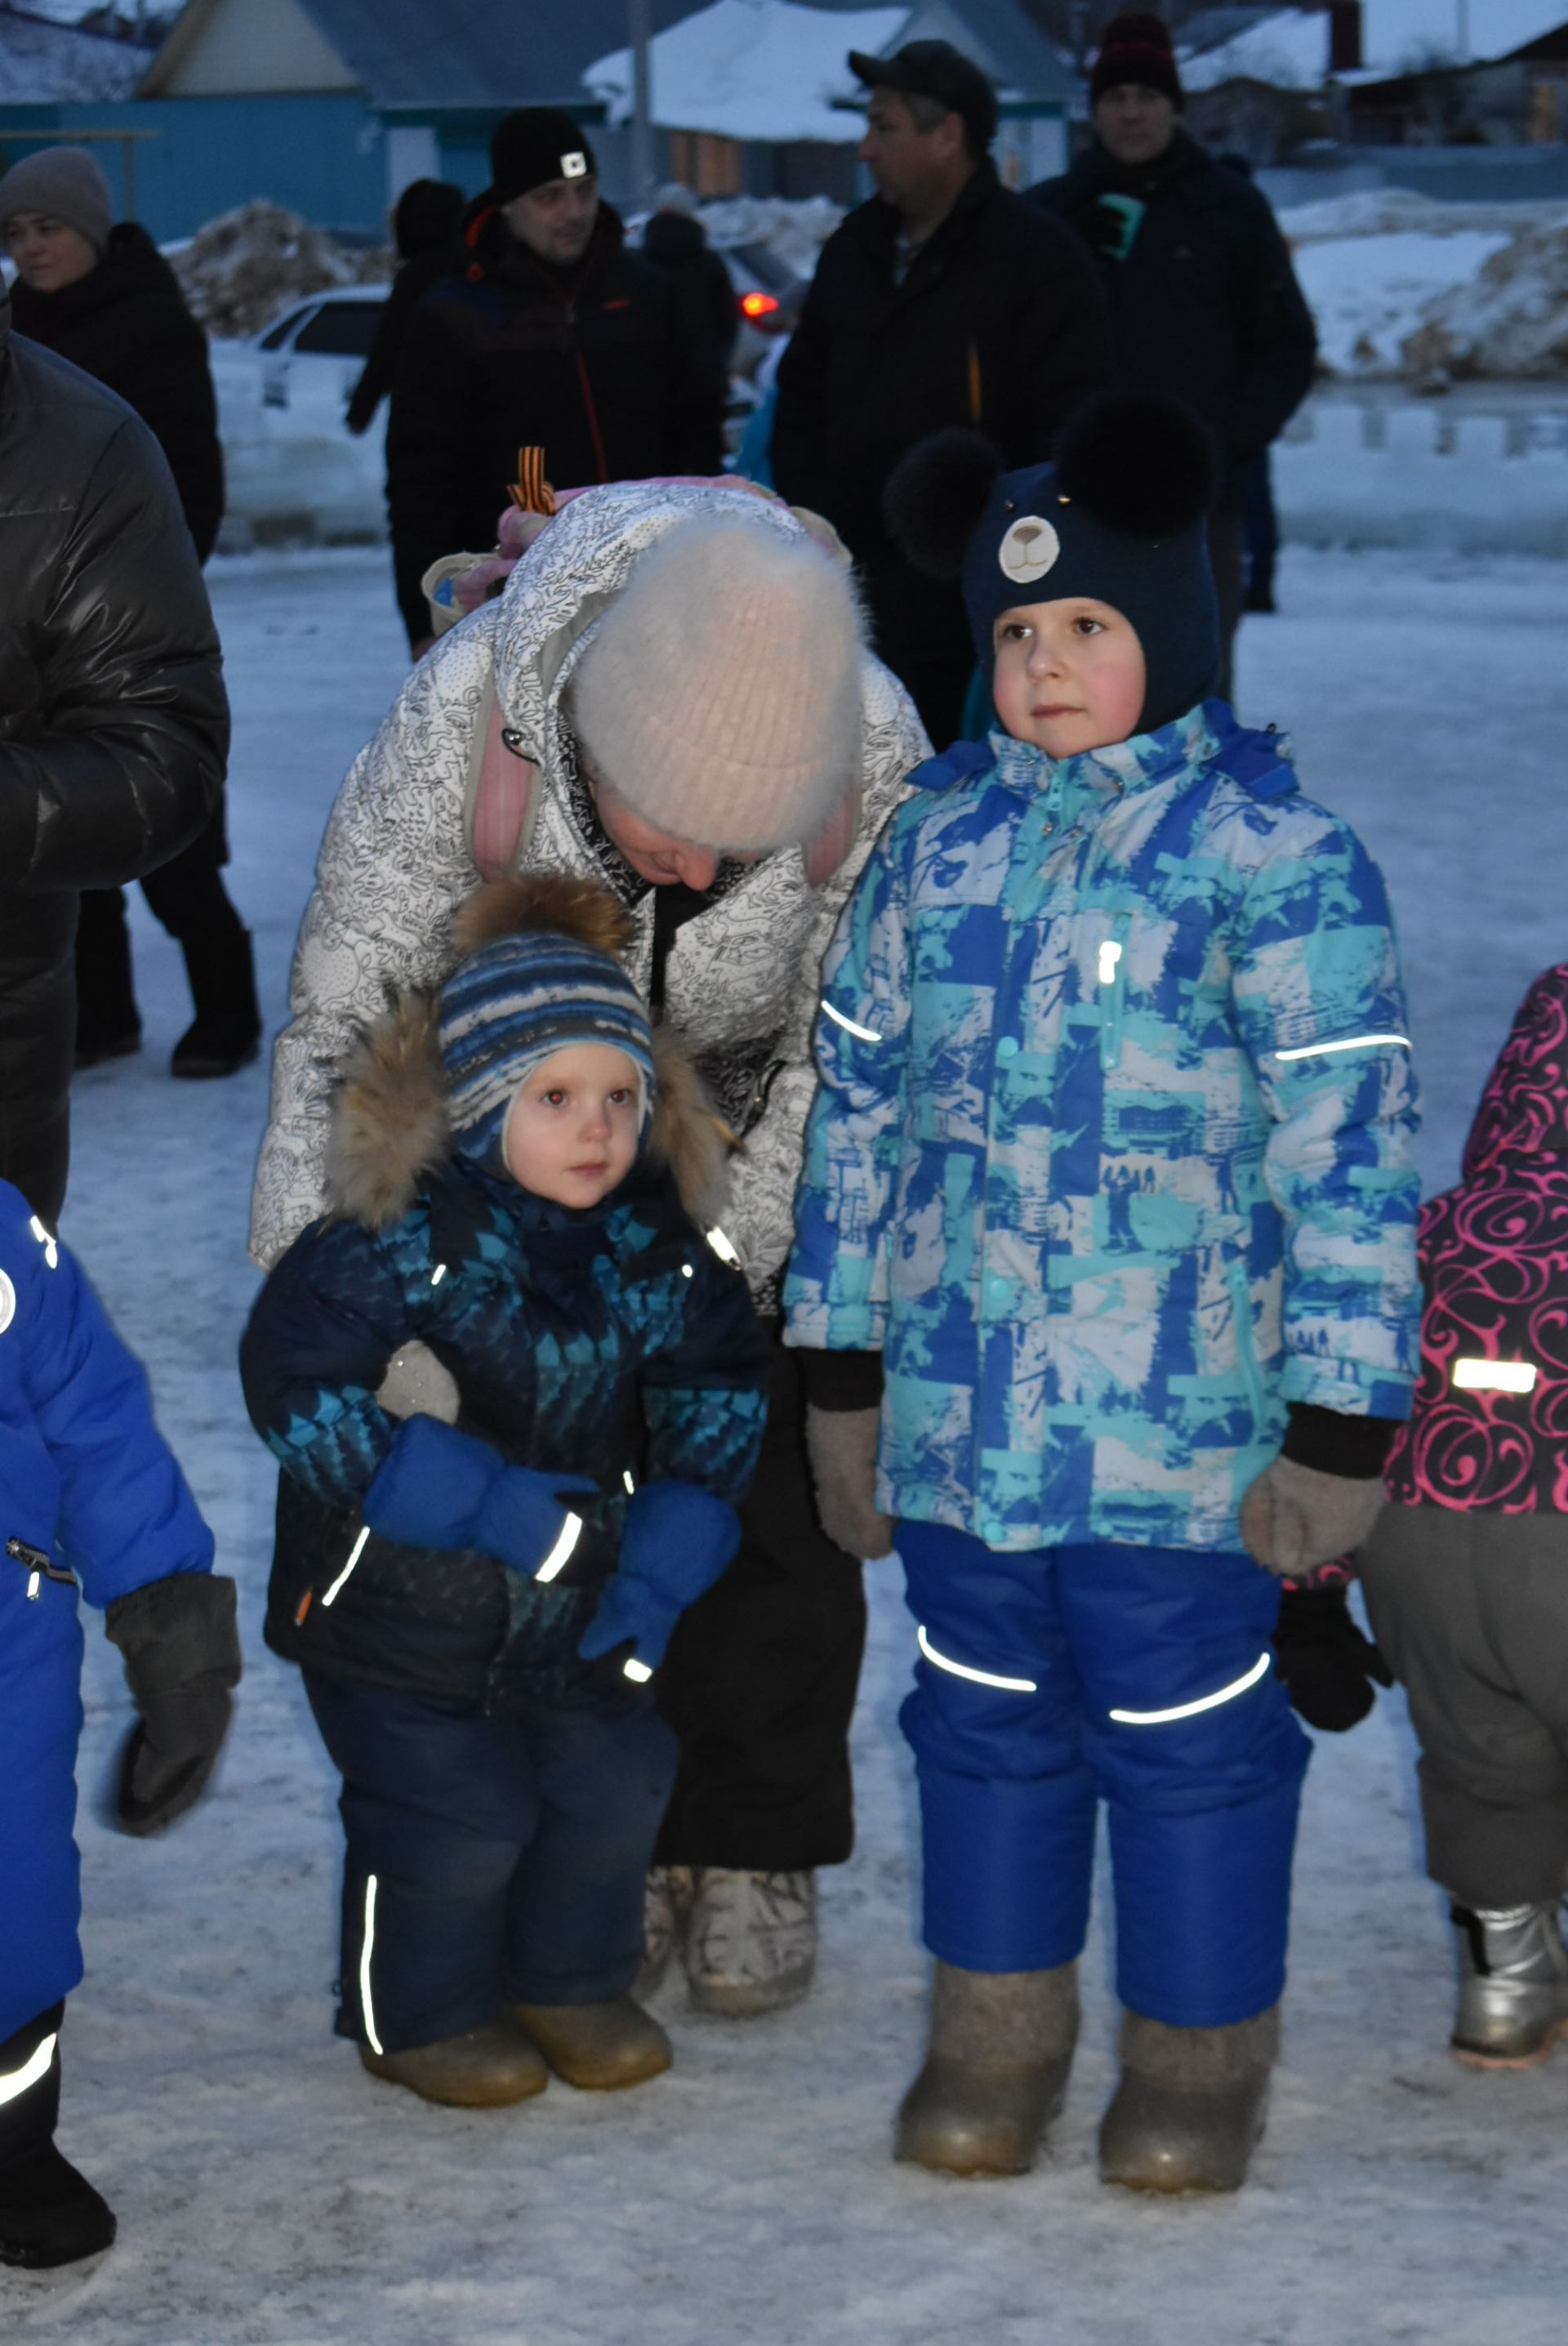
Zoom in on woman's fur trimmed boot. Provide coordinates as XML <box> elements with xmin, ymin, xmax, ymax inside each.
<box><xmin>895</xmin><ymin>1960</ymin><xmax>1080</xmax><ymax>2177</ymax></box>
<box><xmin>1098</xmin><ymin>2005</ymin><xmax>1280</xmax><ymax>2194</ymax></box>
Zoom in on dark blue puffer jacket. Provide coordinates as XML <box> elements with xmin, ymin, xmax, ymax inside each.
<box><xmin>241</xmin><ymin>1150</ymin><xmax>768</xmax><ymax>1709</ymax></box>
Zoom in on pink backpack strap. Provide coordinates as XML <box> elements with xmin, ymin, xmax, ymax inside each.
<box><xmin>464</xmin><ymin>686</ymin><xmax>539</xmax><ymax>881</ymax></box>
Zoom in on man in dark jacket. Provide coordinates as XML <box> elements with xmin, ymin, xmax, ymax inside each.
<box><xmin>387</xmin><ymin>111</ymin><xmax>726</xmax><ymax>651</ymax></box>
<box><xmin>0</xmin><ymin>280</ymin><xmax>228</xmax><ymax>1223</ymax></box>
<box><xmin>1030</xmin><ymin>12</ymin><xmax>1316</xmax><ymax>694</ymax></box>
<box><xmin>770</xmin><ymin>41</ymin><xmax>1113</xmax><ymax>745</ymax></box>
<box><xmin>1</xmin><ymin>145</ymin><xmax>256</xmax><ymax>1081</ymax></box>
<box><xmin>345</xmin><ymin>177</ymin><xmax>466</xmax><ymax>436</ymax></box>
<box><xmin>641</xmin><ymin>185</ymin><xmax>738</xmax><ymax>407</ymax></box>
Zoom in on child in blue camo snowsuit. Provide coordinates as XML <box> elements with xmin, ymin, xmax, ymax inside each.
<box><xmin>785</xmin><ymin>395</ymin><xmax>1422</xmax><ymax>2192</ymax></box>
<box><xmin>0</xmin><ymin>1180</ymin><xmax>236</xmax><ymax>2268</ymax></box>
<box><xmin>241</xmin><ymin>876</ymin><xmax>767</xmax><ymax>2108</ymax></box>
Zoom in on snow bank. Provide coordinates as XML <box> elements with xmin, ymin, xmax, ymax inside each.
<box><xmin>1276</xmin><ymin>397</ymin><xmax>1568</xmax><ymax>555</ymax></box>
<box><xmin>1281</xmin><ymin>193</ymin><xmax>1568</xmax><ymax>382</ymax></box>
<box><xmin>174</xmin><ymin>202</ymin><xmax>390</xmax><ymax>341</ymax></box>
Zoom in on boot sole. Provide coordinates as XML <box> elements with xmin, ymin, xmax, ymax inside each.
<box><xmin>359</xmin><ymin>2056</ymin><xmax>549</xmax><ymax>2108</ymax></box>
<box><xmin>1451</xmin><ymin>2016</ymin><xmax>1568</xmax><ymax>2072</ymax></box>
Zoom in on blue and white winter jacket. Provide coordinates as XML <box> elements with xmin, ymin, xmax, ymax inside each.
<box><xmin>784</xmin><ymin>704</ymin><xmax>1422</xmax><ymax>1554</ymax></box>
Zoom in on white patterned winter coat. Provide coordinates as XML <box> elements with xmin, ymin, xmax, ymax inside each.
<box><xmin>784</xmin><ymin>707</ymin><xmax>1423</xmax><ymax>1554</ymax></box>
<box><xmin>250</xmin><ymin>481</ymin><xmax>926</xmax><ymax>1298</ymax></box>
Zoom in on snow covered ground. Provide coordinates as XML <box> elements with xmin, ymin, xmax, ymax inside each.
<box><xmin>8</xmin><ymin>544</ymin><xmax>1568</xmax><ymax>2344</ymax></box>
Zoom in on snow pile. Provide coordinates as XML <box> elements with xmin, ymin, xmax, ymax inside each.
<box><xmin>586</xmin><ymin>0</ymin><xmax>908</xmax><ymax>143</ymax></box>
<box><xmin>1282</xmin><ymin>191</ymin><xmax>1568</xmax><ymax>381</ymax></box>
<box><xmin>1404</xmin><ymin>221</ymin><xmax>1568</xmax><ymax>380</ymax></box>
<box><xmin>696</xmin><ymin>192</ymin><xmax>844</xmax><ymax>275</ymax></box>
<box><xmin>172</xmin><ymin>202</ymin><xmax>391</xmax><ymax>340</ymax></box>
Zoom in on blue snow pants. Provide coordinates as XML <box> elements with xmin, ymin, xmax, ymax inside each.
<box><xmin>897</xmin><ymin>1526</ymin><xmax>1311</xmax><ymax>2027</ymax></box>
<box><xmin>0</xmin><ymin>1578</ymin><xmax>85</xmax><ymax>2048</ymax></box>
<box><xmin>305</xmin><ymin>1674</ymin><xmax>678</xmax><ymax>2053</ymax></box>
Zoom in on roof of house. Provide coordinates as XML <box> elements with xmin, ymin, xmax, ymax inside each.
<box><xmin>139</xmin><ymin>0</ymin><xmax>1078</xmax><ymax>113</ymax></box>
<box><xmin>0</xmin><ymin>2</ymin><xmax>149</xmax><ymax>100</ymax></box>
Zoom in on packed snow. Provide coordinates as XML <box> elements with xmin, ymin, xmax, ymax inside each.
<box><xmin>4</xmin><ymin>540</ymin><xmax>1566</xmax><ymax>2343</ymax></box>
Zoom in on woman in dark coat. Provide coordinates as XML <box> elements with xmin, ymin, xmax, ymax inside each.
<box><xmin>1</xmin><ymin>145</ymin><xmax>259</xmax><ymax>1081</ymax></box>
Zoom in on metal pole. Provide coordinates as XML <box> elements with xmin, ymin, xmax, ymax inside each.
<box><xmin>1456</xmin><ymin>0</ymin><xmax>1469</xmax><ymax>60</ymax></box>
<box><xmin>630</xmin><ymin>0</ymin><xmax>654</xmax><ymax>210</ymax></box>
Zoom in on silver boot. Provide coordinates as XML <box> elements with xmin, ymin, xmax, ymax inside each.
<box><xmin>895</xmin><ymin>1961</ymin><xmax>1080</xmax><ymax>2178</ymax></box>
<box><xmin>1099</xmin><ymin>2006</ymin><xmax>1279</xmax><ymax>2194</ymax></box>
<box><xmin>1450</xmin><ymin>1902</ymin><xmax>1568</xmax><ymax>2069</ymax></box>
<box><xmin>686</xmin><ymin>1868</ymin><xmax>817</xmax><ymax>2016</ymax></box>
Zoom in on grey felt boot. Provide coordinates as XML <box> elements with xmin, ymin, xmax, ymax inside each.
<box><xmin>1098</xmin><ymin>2005</ymin><xmax>1280</xmax><ymax>2194</ymax></box>
<box><xmin>1450</xmin><ymin>1902</ymin><xmax>1568</xmax><ymax>2068</ymax></box>
<box><xmin>895</xmin><ymin>1960</ymin><xmax>1080</xmax><ymax>2178</ymax></box>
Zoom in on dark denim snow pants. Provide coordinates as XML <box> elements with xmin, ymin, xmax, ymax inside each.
<box><xmin>897</xmin><ymin>1526</ymin><xmax>1311</xmax><ymax>2027</ymax></box>
<box><xmin>305</xmin><ymin>1674</ymin><xmax>676</xmax><ymax>2052</ymax></box>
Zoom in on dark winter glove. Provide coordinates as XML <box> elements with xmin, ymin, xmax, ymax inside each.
<box><xmin>1238</xmin><ymin>1458</ymin><xmax>1386</xmax><ymax>1577</ymax></box>
<box><xmin>804</xmin><ymin>1403</ymin><xmax>895</xmax><ymax>1562</ymax></box>
<box><xmin>103</xmin><ymin>1572</ymin><xmax>241</xmax><ymax>1835</ymax></box>
<box><xmin>577</xmin><ymin>1482</ymin><xmax>742</xmax><ymax>1674</ymax></box>
<box><xmin>1272</xmin><ymin>1581</ymin><xmax>1394</xmax><ymax>1733</ymax></box>
<box><xmin>363</xmin><ymin>1414</ymin><xmax>595</xmax><ymax>1578</ymax></box>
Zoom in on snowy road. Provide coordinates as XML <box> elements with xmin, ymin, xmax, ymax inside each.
<box><xmin>10</xmin><ymin>546</ymin><xmax>1568</xmax><ymax>2344</ymax></box>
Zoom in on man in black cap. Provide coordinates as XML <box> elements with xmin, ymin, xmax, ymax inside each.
<box><xmin>386</xmin><ymin>109</ymin><xmax>725</xmax><ymax>651</ymax></box>
<box><xmin>771</xmin><ymin>41</ymin><xmax>1112</xmax><ymax>746</ymax></box>
<box><xmin>1029</xmin><ymin>12</ymin><xmax>1316</xmax><ymax>695</ymax></box>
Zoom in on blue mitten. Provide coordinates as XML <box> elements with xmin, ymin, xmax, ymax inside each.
<box><xmin>577</xmin><ymin>1482</ymin><xmax>741</xmax><ymax>1672</ymax></box>
<box><xmin>363</xmin><ymin>1415</ymin><xmax>595</xmax><ymax>1578</ymax></box>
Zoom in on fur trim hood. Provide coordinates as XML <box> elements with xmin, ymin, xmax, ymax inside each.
<box><xmin>324</xmin><ymin>875</ymin><xmax>733</xmax><ymax>1232</ymax></box>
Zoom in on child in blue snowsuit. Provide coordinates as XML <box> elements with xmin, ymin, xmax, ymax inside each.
<box><xmin>241</xmin><ymin>876</ymin><xmax>768</xmax><ymax>2107</ymax></box>
<box><xmin>784</xmin><ymin>395</ymin><xmax>1422</xmax><ymax>2192</ymax></box>
<box><xmin>0</xmin><ymin>1181</ymin><xmax>236</xmax><ymax>2268</ymax></box>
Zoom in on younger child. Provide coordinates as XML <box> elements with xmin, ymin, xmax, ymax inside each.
<box><xmin>785</xmin><ymin>394</ymin><xmax>1422</xmax><ymax>2192</ymax></box>
<box><xmin>1359</xmin><ymin>961</ymin><xmax>1568</xmax><ymax>2067</ymax></box>
<box><xmin>1</xmin><ymin>1181</ymin><xmax>237</xmax><ymax>2268</ymax></box>
<box><xmin>241</xmin><ymin>877</ymin><xmax>767</xmax><ymax>2107</ymax></box>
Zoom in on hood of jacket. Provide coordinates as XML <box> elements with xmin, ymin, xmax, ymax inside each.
<box><xmin>324</xmin><ymin>987</ymin><xmax>732</xmax><ymax>1236</ymax></box>
<box><xmin>8</xmin><ymin>222</ymin><xmax>191</xmax><ymax>346</ymax></box>
<box><xmin>642</xmin><ymin>210</ymin><xmax>706</xmax><ymax>267</ymax></box>
<box><xmin>1461</xmin><ymin>961</ymin><xmax>1568</xmax><ymax>1180</ymax></box>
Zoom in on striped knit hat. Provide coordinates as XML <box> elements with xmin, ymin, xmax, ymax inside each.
<box><xmin>436</xmin><ymin>876</ymin><xmax>655</xmax><ymax>1174</ymax></box>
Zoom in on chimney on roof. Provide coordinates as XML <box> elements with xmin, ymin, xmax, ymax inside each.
<box><xmin>1328</xmin><ymin>2</ymin><xmax>1362</xmax><ymax>73</ymax></box>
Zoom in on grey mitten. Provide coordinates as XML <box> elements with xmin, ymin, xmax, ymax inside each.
<box><xmin>804</xmin><ymin>1403</ymin><xmax>895</xmax><ymax>1562</ymax></box>
<box><xmin>1238</xmin><ymin>1457</ymin><xmax>1386</xmax><ymax>1578</ymax></box>
<box><xmin>103</xmin><ymin>1573</ymin><xmax>241</xmax><ymax>1835</ymax></box>
<box><xmin>375</xmin><ymin>1340</ymin><xmax>460</xmax><ymax>1424</ymax></box>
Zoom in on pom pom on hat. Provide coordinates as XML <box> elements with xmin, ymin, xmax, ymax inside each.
<box><xmin>1054</xmin><ymin>391</ymin><xmax>1217</xmax><ymax>539</ymax></box>
<box><xmin>883</xmin><ymin>429</ymin><xmax>1005</xmax><ymax>580</ymax></box>
<box><xmin>569</xmin><ymin>513</ymin><xmax>865</xmax><ymax>859</ymax></box>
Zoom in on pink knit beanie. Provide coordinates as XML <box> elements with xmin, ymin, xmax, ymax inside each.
<box><xmin>568</xmin><ymin>515</ymin><xmax>865</xmax><ymax>855</ymax></box>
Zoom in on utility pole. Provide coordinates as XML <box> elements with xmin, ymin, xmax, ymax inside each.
<box><xmin>1455</xmin><ymin>0</ymin><xmax>1470</xmax><ymax>60</ymax></box>
<box><xmin>630</xmin><ymin>0</ymin><xmax>654</xmax><ymax>212</ymax></box>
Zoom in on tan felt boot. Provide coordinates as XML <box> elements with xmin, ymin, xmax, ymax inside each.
<box><xmin>511</xmin><ymin>1996</ymin><xmax>672</xmax><ymax>2090</ymax></box>
<box><xmin>1099</xmin><ymin>2005</ymin><xmax>1280</xmax><ymax>2193</ymax></box>
<box><xmin>359</xmin><ymin>2021</ymin><xmax>549</xmax><ymax>2107</ymax></box>
<box><xmin>895</xmin><ymin>1960</ymin><xmax>1080</xmax><ymax>2178</ymax></box>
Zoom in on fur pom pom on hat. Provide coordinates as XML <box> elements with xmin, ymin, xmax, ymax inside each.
<box><xmin>436</xmin><ymin>875</ymin><xmax>655</xmax><ymax>1175</ymax></box>
<box><xmin>568</xmin><ymin>515</ymin><xmax>866</xmax><ymax>860</ymax></box>
<box><xmin>885</xmin><ymin>392</ymin><xmax>1220</xmax><ymax>735</ymax></box>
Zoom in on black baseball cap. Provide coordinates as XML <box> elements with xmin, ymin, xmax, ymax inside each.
<box><xmin>849</xmin><ymin>40</ymin><xmax>999</xmax><ymax>147</ymax></box>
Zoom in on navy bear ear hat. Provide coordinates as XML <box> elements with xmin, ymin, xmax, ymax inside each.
<box><xmin>884</xmin><ymin>392</ymin><xmax>1222</xmax><ymax>735</ymax></box>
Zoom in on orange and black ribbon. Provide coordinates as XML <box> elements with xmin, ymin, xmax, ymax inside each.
<box><xmin>509</xmin><ymin>447</ymin><xmax>556</xmax><ymax>516</ymax></box>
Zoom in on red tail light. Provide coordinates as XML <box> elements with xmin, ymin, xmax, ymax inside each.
<box><xmin>739</xmin><ymin>290</ymin><xmax>780</xmax><ymax>320</ymax></box>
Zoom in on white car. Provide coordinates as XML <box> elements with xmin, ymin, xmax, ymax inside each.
<box><xmin>212</xmin><ymin>286</ymin><xmax>390</xmax><ymax>544</ymax></box>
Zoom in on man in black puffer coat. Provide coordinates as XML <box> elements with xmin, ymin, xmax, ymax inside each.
<box><xmin>640</xmin><ymin>186</ymin><xmax>738</xmax><ymax>408</ymax></box>
<box><xmin>387</xmin><ymin>111</ymin><xmax>724</xmax><ymax>652</ymax></box>
<box><xmin>771</xmin><ymin>42</ymin><xmax>1112</xmax><ymax>746</ymax></box>
<box><xmin>0</xmin><ymin>281</ymin><xmax>228</xmax><ymax>1223</ymax></box>
<box><xmin>1</xmin><ymin>145</ymin><xmax>257</xmax><ymax>1080</ymax></box>
<box><xmin>1029</xmin><ymin>13</ymin><xmax>1316</xmax><ymax>696</ymax></box>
